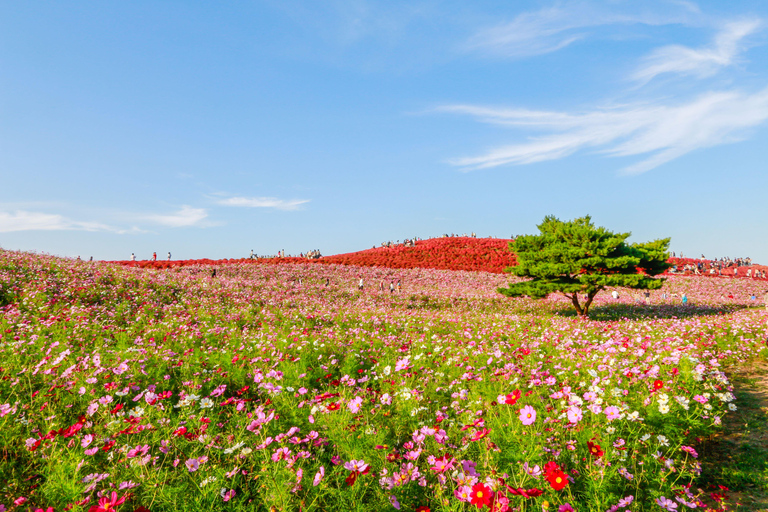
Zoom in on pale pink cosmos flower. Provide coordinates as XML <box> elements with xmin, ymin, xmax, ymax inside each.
<box><xmin>519</xmin><ymin>405</ymin><xmax>537</xmax><ymax>425</ymax></box>
<box><xmin>604</xmin><ymin>406</ymin><xmax>621</xmax><ymax>421</ymax></box>
<box><xmin>347</xmin><ymin>396</ymin><xmax>363</xmax><ymax>414</ymax></box>
<box><xmin>344</xmin><ymin>459</ymin><xmax>369</xmax><ymax>472</ymax></box>
<box><xmin>313</xmin><ymin>466</ymin><xmax>325</xmax><ymax>486</ymax></box>
<box><xmin>566</xmin><ymin>406</ymin><xmax>582</xmax><ymax>424</ymax></box>
<box><xmin>185</xmin><ymin>458</ymin><xmax>199</xmax><ymax>472</ymax></box>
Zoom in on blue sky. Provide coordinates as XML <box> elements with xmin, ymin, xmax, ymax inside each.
<box><xmin>1</xmin><ymin>0</ymin><xmax>767</xmax><ymax>262</ymax></box>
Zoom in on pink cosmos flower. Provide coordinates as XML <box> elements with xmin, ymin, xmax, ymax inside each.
<box><xmin>681</xmin><ymin>446</ymin><xmax>698</xmax><ymax>458</ymax></box>
<box><xmin>394</xmin><ymin>358</ymin><xmax>411</xmax><ymax>372</ymax></box>
<box><xmin>566</xmin><ymin>406</ymin><xmax>582</xmax><ymax>424</ymax></box>
<box><xmin>348</xmin><ymin>396</ymin><xmax>363</xmax><ymax>414</ymax></box>
<box><xmin>604</xmin><ymin>406</ymin><xmax>621</xmax><ymax>421</ymax></box>
<box><xmin>454</xmin><ymin>485</ymin><xmax>472</xmax><ymax>502</ymax></box>
<box><xmin>344</xmin><ymin>459</ymin><xmax>369</xmax><ymax>472</ymax></box>
<box><xmin>519</xmin><ymin>405</ymin><xmax>537</xmax><ymax>425</ymax></box>
<box><xmin>313</xmin><ymin>466</ymin><xmax>325</xmax><ymax>486</ymax></box>
<box><xmin>185</xmin><ymin>458</ymin><xmax>199</xmax><ymax>472</ymax></box>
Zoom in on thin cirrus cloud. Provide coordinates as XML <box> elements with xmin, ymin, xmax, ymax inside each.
<box><xmin>142</xmin><ymin>206</ymin><xmax>210</xmax><ymax>228</ymax></box>
<box><xmin>0</xmin><ymin>210</ymin><xmax>117</xmax><ymax>233</ymax></box>
<box><xmin>631</xmin><ymin>19</ymin><xmax>762</xmax><ymax>84</ymax></box>
<box><xmin>442</xmin><ymin>86</ymin><xmax>768</xmax><ymax>175</ymax></box>
<box><xmin>217</xmin><ymin>197</ymin><xmax>310</xmax><ymax>211</ymax></box>
<box><xmin>464</xmin><ymin>1</ymin><xmax>698</xmax><ymax>58</ymax></box>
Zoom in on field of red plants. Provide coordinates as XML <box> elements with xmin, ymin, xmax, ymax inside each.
<box><xmin>114</xmin><ymin>237</ymin><xmax>517</xmax><ymax>274</ymax></box>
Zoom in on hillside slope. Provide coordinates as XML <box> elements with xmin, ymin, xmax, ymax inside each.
<box><xmin>115</xmin><ymin>237</ymin><xmax>517</xmax><ymax>273</ymax></box>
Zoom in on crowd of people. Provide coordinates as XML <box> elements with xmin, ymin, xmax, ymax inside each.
<box><xmin>669</xmin><ymin>256</ymin><xmax>766</xmax><ymax>278</ymax></box>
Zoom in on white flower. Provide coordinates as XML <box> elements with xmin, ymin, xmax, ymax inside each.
<box><xmin>657</xmin><ymin>435</ymin><xmax>669</xmax><ymax>446</ymax></box>
<box><xmin>200</xmin><ymin>398</ymin><xmax>214</xmax><ymax>409</ymax></box>
<box><xmin>728</xmin><ymin>403</ymin><xmax>737</xmax><ymax>411</ymax></box>
<box><xmin>658</xmin><ymin>403</ymin><xmax>670</xmax><ymax>414</ymax></box>
<box><xmin>640</xmin><ymin>433</ymin><xmax>651</xmax><ymax>442</ymax></box>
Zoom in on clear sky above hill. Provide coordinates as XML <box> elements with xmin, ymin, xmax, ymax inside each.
<box><xmin>1</xmin><ymin>1</ymin><xmax>767</xmax><ymax>262</ymax></box>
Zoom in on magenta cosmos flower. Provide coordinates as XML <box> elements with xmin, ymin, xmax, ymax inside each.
<box><xmin>519</xmin><ymin>405</ymin><xmax>537</xmax><ymax>425</ymax></box>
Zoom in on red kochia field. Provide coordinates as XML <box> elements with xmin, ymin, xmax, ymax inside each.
<box><xmin>114</xmin><ymin>237</ymin><xmax>518</xmax><ymax>273</ymax></box>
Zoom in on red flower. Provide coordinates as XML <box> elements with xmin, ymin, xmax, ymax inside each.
<box><xmin>543</xmin><ymin>461</ymin><xmax>560</xmax><ymax>477</ymax></box>
<box><xmin>653</xmin><ymin>379</ymin><xmax>664</xmax><ymax>390</ymax></box>
<box><xmin>470</xmin><ymin>483</ymin><xmax>492</xmax><ymax>508</ymax></box>
<box><xmin>546</xmin><ymin>470</ymin><xmax>569</xmax><ymax>491</ymax></box>
<box><xmin>506</xmin><ymin>487</ymin><xmax>544</xmax><ymax>498</ymax></box>
<box><xmin>88</xmin><ymin>491</ymin><xmax>126</xmax><ymax>512</ymax></box>
<box><xmin>505</xmin><ymin>390</ymin><xmax>521</xmax><ymax>405</ymax></box>
<box><xmin>587</xmin><ymin>441</ymin><xmax>604</xmax><ymax>458</ymax></box>
<box><xmin>470</xmin><ymin>428</ymin><xmax>490</xmax><ymax>442</ymax></box>
<box><xmin>415</xmin><ymin>507</ymin><xmax>431</xmax><ymax>512</ymax></box>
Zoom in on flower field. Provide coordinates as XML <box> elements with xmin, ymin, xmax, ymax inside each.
<box><xmin>1</xmin><ymin>250</ymin><xmax>767</xmax><ymax>512</ymax></box>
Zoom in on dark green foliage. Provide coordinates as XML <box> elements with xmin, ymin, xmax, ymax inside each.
<box><xmin>499</xmin><ymin>215</ymin><xmax>671</xmax><ymax>317</ymax></box>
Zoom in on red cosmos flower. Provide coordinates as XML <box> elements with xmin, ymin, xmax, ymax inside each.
<box><xmin>386</xmin><ymin>451</ymin><xmax>400</xmax><ymax>462</ymax></box>
<box><xmin>326</xmin><ymin>402</ymin><xmax>341</xmax><ymax>411</ymax></box>
<box><xmin>506</xmin><ymin>487</ymin><xmax>544</xmax><ymax>498</ymax></box>
<box><xmin>415</xmin><ymin>507</ymin><xmax>431</xmax><ymax>512</ymax></box>
<box><xmin>470</xmin><ymin>483</ymin><xmax>492</xmax><ymax>508</ymax></box>
<box><xmin>653</xmin><ymin>379</ymin><xmax>664</xmax><ymax>390</ymax></box>
<box><xmin>505</xmin><ymin>390</ymin><xmax>521</xmax><ymax>405</ymax></box>
<box><xmin>546</xmin><ymin>470</ymin><xmax>569</xmax><ymax>491</ymax></box>
<box><xmin>470</xmin><ymin>428</ymin><xmax>490</xmax><ymax>442</ymax></box>
<box><xmin>110</xmin><ymin>404</ymin><xmax>124</xmax><ymax>414</ymax></box>
<box><xmin>88</xmin><ymin>491</ymin><xmax>126</xmax><ymax>512</ymax></box>
<box><xmin>587</xmin><ymin>441</ymin><xmax>604</xmax><ymax>458</ymax></box>
<box><xmin>543</xmin><ymin>461</ymin><xmax>560</xmax><ymax>477</ymax></box>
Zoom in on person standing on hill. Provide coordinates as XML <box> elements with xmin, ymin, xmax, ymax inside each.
<box><xmin>358</xmin><ymin>277</ymin><xmax>364</xmax><ymax>291</ymax></box>
<box><xmin>167</xmin><ymin>252</ymin><xmax>171</xmax><ymax>261</ymax></box>
<box><xmin>682</xmin><ymin>293</ymin><xmax>688</xmax><ymax>305</ymax></box>
<box><xmin>389</xmin><ymin>281</ymin><xmax>394</xmax><ymax>293</ymax></box>
<box><xmin>152</xmin><ymin>252</ymin><xmax>157</xmax><ymax>261</ymax></box>
<box><xmin>396</xmin><ymin>279</ymin><xmax>401</xmax><ymax>293</ymax></box>
<box><xmin>131</xmin><ymin>253</ymin><xmax>136</xmax><ymax>262</ymax></box>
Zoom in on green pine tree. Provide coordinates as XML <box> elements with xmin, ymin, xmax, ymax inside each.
<box><xmin>499</xmin><ymin>215</ymin><xmax>671</xmax><ymax>317</ymax></box>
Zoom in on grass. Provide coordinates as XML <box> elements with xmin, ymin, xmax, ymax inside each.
<box><xmin>697</xmin><ymin>362</ymin><xmax>768</xmax><ymax>511</ymax></box>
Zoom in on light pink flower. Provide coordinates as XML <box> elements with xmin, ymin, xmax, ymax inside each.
<box><xmin>313</xmin><ymin>466</ymin><xmax>325</xmax><ymax>486</ymax></box>
<box><xmin>519</xmin><ymin>405</ymin><xmax>537</xmax><ymax>425</ymax></box>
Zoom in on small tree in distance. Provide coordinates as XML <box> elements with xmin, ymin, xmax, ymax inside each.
<box><xmin>498</xmin><ymin>215</ymin><xmax>671</xmax><ymax>317</ymax></box>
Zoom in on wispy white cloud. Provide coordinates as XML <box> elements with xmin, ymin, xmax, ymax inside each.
<box><xmin>0</xmin><ymin>210</ymin><xmax>117</xmax><ymax>233</ymax></box>
<box><xmin>143</xmin><ymin>206</ymin><xmax>209</xmax><ymax>227</ymax></box>
<box><xmin>442</xmin><ymin>87</ymin><xmax>768</xmax><ymax>174</ymax></box>
<box><xmin>632</xmin><ymin>20</ymin><xmax>762</xmax><ymax>83</ymax></box>
<box><xmin>217</xmin><ymin>196</ymin><xmax>310</xmax><ymax>211</ymax></box>
<box><xmin>465</xmin><ymin>1</ymin><xmax>698</xmax><ymax>58</ymax></box>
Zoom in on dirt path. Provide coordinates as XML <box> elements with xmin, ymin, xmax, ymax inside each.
<box><xmin>698</xmin><ymin>361</ymin><xmax>768</xmax><ymax>511</ymax></box>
